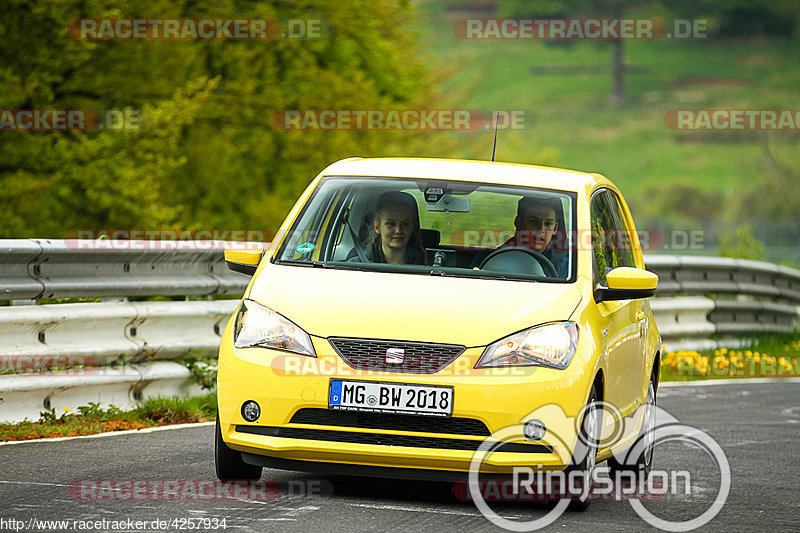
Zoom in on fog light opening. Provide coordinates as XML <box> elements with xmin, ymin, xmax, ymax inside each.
<box><xmin>241</xmin><ymin>400</ymin><xmax>261</xmax><ymax>422</ymax></box>
<box><xmin>523</xmin><ymin>419</ymin><xmax>546</xmax><ymax>441</ymax></box>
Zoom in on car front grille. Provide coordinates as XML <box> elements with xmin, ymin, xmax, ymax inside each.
<box><xmin>289</xmin><ymin>408</ymin><xmax>490</xmax><ymax>436</ymax></box>
<box><xmin>328</xmin><ymin>337</ymin><xmax>465</xmax><ymax>374</ymax></box>
<box><xmin>236</xmin><ymin>425</ymin><xmax>551</xmax><ymax>454</ymax></box>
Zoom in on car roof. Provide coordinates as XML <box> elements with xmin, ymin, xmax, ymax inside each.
<box><xmin>320</xmin><ymin>157</ymin><xmax>613</xmax><ymax>193</ymax></box>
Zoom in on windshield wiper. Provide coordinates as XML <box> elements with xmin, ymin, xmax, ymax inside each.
<box><xmin>277</xmin><ymin>259</ymin><xmax>372</xmax><ymax>272</ymax></box>
<box><xmin>275</xmin><ymin>259</ymin><xmax>323</xmax><ymax>268</ymax></box>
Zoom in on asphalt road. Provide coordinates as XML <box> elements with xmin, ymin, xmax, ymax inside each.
<box><xmin>1</xmin><ymin>380</ymin><xmax>798</xmax><ymax>532</ymax></box>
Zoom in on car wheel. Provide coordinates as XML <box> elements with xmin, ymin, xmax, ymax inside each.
<box><xmin>564</xmin><ymin>384</ymin><xmax>600</xmax><ymax>512</ymax></box>
<box><xmin>608</xmin><ymin>378</ymin><xmax>656</xmax><ymax>482</ymax></box>
<box><xmin>215</xmin><ymin>417</ymin><xmax>262</xmax><ymax>481</ymax></box>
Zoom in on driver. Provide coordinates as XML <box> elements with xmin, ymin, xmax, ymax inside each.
<box><xmin>473</xmin><ymin>196</ymin><xmax>569</xmax><ymax>278</ymax></box>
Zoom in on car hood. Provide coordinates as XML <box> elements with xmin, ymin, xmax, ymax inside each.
<box><xmin>247</xmin><ymin>264</ymin><xmax>583</xmax><ymax>347</ymax></box>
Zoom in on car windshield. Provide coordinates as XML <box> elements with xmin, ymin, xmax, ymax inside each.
<box><xmin>275</xmin><ymin>176</ymin><xmax>577</xmax><ymax>282</ymax></box>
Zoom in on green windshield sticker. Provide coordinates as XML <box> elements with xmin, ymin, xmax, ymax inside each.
<box><xmin>296</xmin><ymin>242</ymin><xmax>315</xmax><ymax>254</ymax></box>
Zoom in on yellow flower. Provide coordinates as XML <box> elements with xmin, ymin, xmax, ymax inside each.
<box><xmin>63</xmin><ymin>407</ymin><xmax>71</xmax><ymax>413</ymax></box>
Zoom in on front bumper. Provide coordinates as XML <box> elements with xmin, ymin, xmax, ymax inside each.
<box><xmin>217</xmin><ymin>326</ymin><xmax>595</xmax><ymax>476</ymax></box>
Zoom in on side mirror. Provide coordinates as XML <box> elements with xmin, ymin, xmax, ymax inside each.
<box><xmin>595</xmin><ymin>267</ymin><xmax>658</xmax><ymax>303</ymax></box>
<box><xmin>224</xmin><ymin>247</ymin><xmax>264</xmax><ymax>276</ymax></box>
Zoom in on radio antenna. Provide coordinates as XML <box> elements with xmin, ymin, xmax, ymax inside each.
<box><xmin>490</xmin><ymin>112</ymin><xmax>499</xmax><ymax>161</ymax></box>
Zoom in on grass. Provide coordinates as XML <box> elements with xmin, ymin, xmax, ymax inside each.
<box><xmin>411</xmin><ymin>2</ymin><xmax>800</xmax><ymax>230</ymax></box>
<box><xmin>661</xmin><ymin>335</ymin><xmax>800</xmax><ymax>381</ymax></box>
<box><xmin>0</xmin><ymin>394</ymin><xmax>217</xmax><ymax>442</ymax></box>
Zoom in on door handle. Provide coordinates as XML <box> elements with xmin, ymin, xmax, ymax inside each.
<box><xmin>635</xmin><ymin>310</ymin><xmax>646</xmax><ymax>321</ymax></box>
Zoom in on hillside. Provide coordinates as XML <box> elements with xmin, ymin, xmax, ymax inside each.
<box><xmin>413</xmin><ymin>2</ymin><xmax>800</xmax><ymax>260</ymax></box>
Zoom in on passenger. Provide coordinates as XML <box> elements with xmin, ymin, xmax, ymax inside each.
<box><xmin>365</xmin><ymin>191</ymin><xmax>427</xmax><ymax>265</ymax></box>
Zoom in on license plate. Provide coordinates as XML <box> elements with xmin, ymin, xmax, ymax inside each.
<box><xmin>328</xmin><ymin>379</ymin><xmax>453</xmax><ymax>417</ymax></box>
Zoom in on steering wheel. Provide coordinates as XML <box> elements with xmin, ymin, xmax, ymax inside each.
<box><xmin>478</xmin><ymin>247</ymin><xmax>558</xmax><ymax>278</ymax></box>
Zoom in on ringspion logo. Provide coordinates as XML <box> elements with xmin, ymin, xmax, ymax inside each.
<box><xmin>466</xmin><ymin>403</ymin><xmax>730</xmax><ymax>531</ymax></box>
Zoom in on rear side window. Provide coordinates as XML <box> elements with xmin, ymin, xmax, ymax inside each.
<box><xmin>590</xmin><ymin>190</ymin><xmax>635</xmax><ymax>286</ymax></box>
<box><xmin>605</xmin><ymin>191</ymin><xmax>637</xmax><ymax>268</ymax></box>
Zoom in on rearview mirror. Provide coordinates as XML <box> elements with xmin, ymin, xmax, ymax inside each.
<box><xmin>224</xmin><ymin>247</ymin><xmax>264</xmax><ymax>276</ymax></box>
<box><xmin>426</xmin><ymin>193</ymin><xmax>470</xmax><ymax>213</ymax></box>
<box><xmin>594</xmin><ymin>267</ymin><xmax>658</xmax><ymax>303</ymax></box>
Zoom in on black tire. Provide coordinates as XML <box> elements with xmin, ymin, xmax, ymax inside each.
<box><xmin>215</xmin><ymin>417</ymin><xmax>262</xmax><ymax>481</ymax></box>
<box><xmin>607</xmin><ymin>378</ymin><xmax>656</xmax><ymax>482</ymax></box>
<box><xmin>564</xmin><ymin>384</ymin><xmax>600</xmax><ymax>512</ymax></box>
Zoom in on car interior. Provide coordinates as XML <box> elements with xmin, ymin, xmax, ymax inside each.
<box><xmin>277</xmin><ymin>178</ymin><xmax>574</xmax><ymax>281</ymax></box>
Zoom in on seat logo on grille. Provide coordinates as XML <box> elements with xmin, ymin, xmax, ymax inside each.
<box><xmin>385</xmin><ymin>347</ymin><xmax>405</xmax><ymax>364</ymax></box>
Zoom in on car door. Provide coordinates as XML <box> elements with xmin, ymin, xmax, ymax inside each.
<box><xmin>590</xmin><ymin>189</ymin><xmax>642</xmax><ymax>418</ymax></box>
<box><xmin>605</xmin><ymin>190</ymin><xmax>651</xmax><ymax>399</ymax></box>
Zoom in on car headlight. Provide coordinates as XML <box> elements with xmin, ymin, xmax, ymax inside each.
<box><xmin>233</xmin><ymin>299</ymin><xmax>316</xmax><ymax>356</ymax></box>
<box><xmin>476</xmin><ymin>321</ymin><xmax>578</xmax><ymax>369</ymax></box>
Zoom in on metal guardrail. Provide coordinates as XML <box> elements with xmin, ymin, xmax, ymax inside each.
<box><xmin>0</xmin><ymin>300</ymin><xmax>237</xmax><ymax>366</ymax></box>
<box><xmin>3</xmin><ymin>242</ymin><xmax>797</xmax><ymax>305</ymax></box>
<box><xmin>0</xmin><ymin>241</ymin><xmax>798</xmax><ymax>422</ymax></box>
<box><xmin>0</xmin><ymin>239</ymin><xmax>255</xmax><ymax>423</ymax></box>
<box><xmin>644</xmin><ymin>254</ymin><xmax>800</xmax><ymax>302</ymax></box>
<box><xmin>0</xmin><ymin>238</ymin><xmax>248</xmax><ymax>300</ymax></box>
<box><xmin>644</xmin><ymin>254</ymin><xmax>800</xmax><ymax>351</ymax></box>
<box><xmin>1</xmin><ymin>361</ymin><xmax>208</xmax><ymax>424</ymax></box>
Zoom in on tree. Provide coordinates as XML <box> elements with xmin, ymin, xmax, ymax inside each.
<box><xmin>0</xmin><ymin>0</ymin><xmax>434</xmax><ymax>237</ymax></box>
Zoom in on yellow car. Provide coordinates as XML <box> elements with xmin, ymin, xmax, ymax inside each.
<box><xmin>215</xmin><ymin>157</ymin><xmax>660</xmax><ymax>505</ymax></box>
